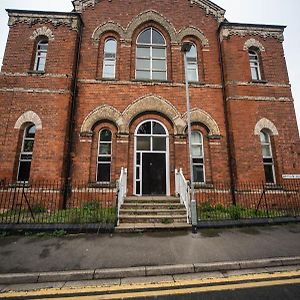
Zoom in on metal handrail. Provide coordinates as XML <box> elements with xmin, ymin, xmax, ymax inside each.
<box><xmin>116</xmin><ymin>167</ymin><xmax>127</xmax><ymax>225</ymax></box>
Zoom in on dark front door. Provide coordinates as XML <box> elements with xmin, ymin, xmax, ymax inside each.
<box><xmin>142</xmin><ymin>153</ymin><xmax>166</xmax><ymax>195</ymax></box>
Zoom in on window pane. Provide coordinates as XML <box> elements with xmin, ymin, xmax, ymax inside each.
<box><xmin>260</xmin><ymin>132</ymin><xmax>269</xmax><ymax>143</ymax></box>
<box><xmin>97</xmin><ymin>163</ymin><xmax>111</xmax><ymax>182</ymax></box>
<box><xmin>152</xmin><ymin>122</ymin><xmax>166</xmax><ymax>134</ymax></box>
<box><xmin>153</xmin><ymin>137</ymin><xmax>166</xmax><ymax>151</ymax></box>
<box><xmin>136</xmin><ymin>153</ymin><xmax>141</xmax><ymax>165</ymax></box>
<box><xmin>137</xmin><ymin>122</ymin><xmax>151</xmax><ymax>134</ymax></box>
<box><xmin>18</xmin><ymin>161</ymin><xmax>31</xmax><ymax>182</ymax></box>
<box><xmin>191</xmin><ymin>132</ymin><xmax>201</xmax><ymax>144</ymax></box>
<box><xmin>264</xmin><ymin>164</ymin><xmax>275</xmax><ymax>184</ymax></box>
<box><xmin>136</xmin><ymin>47</ymin><xmax>150</xmax><ymax>57</ymax></box>
<box><xmin>23</xmin><ymin>140</ymin><xmax>34</xmax><ymax>152</ymax></box>
<box><xmin>192</xmin><ymin>145</ymin><xmax>202</xmax><ymax>156</ymax></box>
<box><xmin>99</xmin><ymin>143</ymin><xmax>111</xmax><ymax>155</ymax></box>
<box><xmin>152</xmin><ymin>71</ymin><xmax>166</xmax><ymax>80</ymax></box>
<box><xmin>104</xmin><ymin>39</ymin><xmax>116</xmax><ymax>53</ymax></box>
<box><xmin>152</xmin><ymin>59</ymin><xmax>166</xmax><ymax>70</ymax></box>
<box><xmin>186</xmin><ymin>45</ymin><xmax>197</xmax><ymax>58</ymax></box>
<box><xmin>188</xmin><ymin>69</ymin><xmax>198</xmax><ymax>81</ymax></box>
<box><xmin>136</xmin><ymin>70</ymin><xmax>151</xmax><ymax>79</ymax></box>
<box><xmin>262</xmin><ymin>145</ymin><xmax>271</xmax><ymax>157</ymax></box>
<box><xmin>136</xmin><ymin>58</ymin><xmax>150</xmax><ymax>69</ymax></box>
<box><xmin>100</xmin><ymin>130</ymin><xmax>112</xmax><ymax>141</ymax></box>
<box><xmin>152</xmin><ymin>48</ymin><xmax>165</xmax><ymax>58</ymax></box>
<box><xmin>193</xmin><ymin>165</ymin><xmax>204</xmax><ymax>183</ymax></box>
<box><xmin>103</xmin><ymin>65</ymin><xmax>115</xmax><ymax>78</ymax></box>
<box><xmin>98</xmin><ymin>156</ymin><xmax>111</xmax><ymax>162</ymax></box>
<box><xmin>136</xmin><ymin>181</ymin><xmax>140</xmax><ymax>194</ymax></box>
<box><xmin>137</xmin><ymin>136</ymin><xmax>151</xmax><ymax>150</ymax></box>
<box><xmin>251</xmin><ymin>67</ymin><xmax>259</xmax><ymax>80</ymax></box>
<box><xmin>136</xmin><ymin>167</ymin><xmax>140</xmax><ymax>180</ymax></box>
<box><xmin>137</xmin><ymin>29</ymin><xmax>151</xmax><ymax>44</ymax></box>
<box><xmin>26</xmin><ymin>126</ymin><xmax>36</xmax><ymax>138</ymax></box>
<box><xmin>152</xmin><ymin>29</ymin><xmax>165</xmax><ymax>45</ymax></box>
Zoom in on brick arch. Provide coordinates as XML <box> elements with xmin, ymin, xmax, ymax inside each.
<box><xmin>92</xmin><ymin>21</ymin><xmax>126</xmax><ymax>40</ymax></box>
<box><xmin>182</xmin><ymin>109</ymin><xmax>220</xmax><ymax>136</ymax></box>
<box><xmin>80</xmin><ymin>104</ymin><xmax>124</xmax><ymax>136</ymax></box>
<box><xmin>125</xmin><ymin>10</ymin><xmax>177</xmax><ymax>43</ymax></box>
<box><xmin>177</xmin><ymin>26</ymin><xmax>209</xmax><ymax>47</ymax></box>
<box><xmin>122</xmin><ymin>94</ymin><xmax>185</xmax><ymax>134</ymax></box>
<box><xmin>30</xmin><ymin>26</ymin><xmax>54</xmax><ymax>41</ymax></box>
<box><xmin>243</xmin><ymin>38</ymin><xmax>265</xmax><ymax>52</ymax></box>
<box><xmin>254</xmin><ymin>118</ymin><xmax>278</xmax><ymax>136</ymax></box>
<box><xmin>14</xmin><ymin>111</ymin><xmax>42</xmax><ymax>130</ymax></box>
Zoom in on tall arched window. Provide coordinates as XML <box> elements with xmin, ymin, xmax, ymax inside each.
<box><xmin>249</xmin><ymin>49</ymin><xmax>261</xmax><ymax>81</ymax></box>
<box><xmin>97</xmin><ymin>129</ymin><xmax>112</xmax><ymax>183</ymax></box>
<box><xmin>17</xmin><ymin>124</ymin><xmax>36</xmax><ymax>182</ymax></box>
<box><xmin>191</xmin><ymin>132</ymin><xmax>205</xmax><ymax>183</ymax></box>
<box><xmin>260</xmin><ymin>131</ymin><xmax>275</xmax><ymax>183</ymax></box>
<box><xmin>186</xmin><ymin>43</ymin><xmax>199</xmax><ymax>82</ymax></box>
<box><xmin>136</xmin><ymin>27</ymin><xmax>167</xmax><ymax>80</ymax></box>
<box><xmin>34</xmin><ymin>39</ymin><xmax>48</xmax><ymax>72</ymax></box>
<box><xmin>102</xmin><ymin>39</ymin><xmax>117</xmax><ymax>79</ymax></box>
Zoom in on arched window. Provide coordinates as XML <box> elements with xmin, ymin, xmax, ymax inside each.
<box><xmin>17</xmin><ymin>124</ymin><xmax>36</xmax><ymax>182</ymax></box>
<box><xmin>260</xmin><ymin>131</ymin><xmax>275</xmax><ymax>183</ymax></box>
<box><xmin>191</xmin><ymin>132</ymin><xmax>205</xmax><ymax>183</ymax></box>
<box><xmin>136</xmin><ymin>27</ymin><xmax>167</xmax><ymax>80</ymax></box>
<box><xmin>249</xmin><ymin>49</ymin><xmax>261</xmax><ymax>81</ymax></box>
<box><xmin>102</xmin><ymin>39</ymin><xmax>117</xmax><ymax>79</ymax></box>
<box><xmin>186</xmin><ymin>43</ymin><xmax>199</xmax><ymax>82</ymax></box>
<box><xmin>97</xmin><ymin>129</ymin><xmax>112</xmax><ymax>183</ymax></box>
<box><xmin>34</xmin><ymin>39</ymin><xmax>48</xmax><ymax>72</ymax></box>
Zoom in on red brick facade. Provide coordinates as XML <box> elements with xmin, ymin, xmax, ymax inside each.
<box><xmin>0</xmin><ymin>0</ymin><xmax>299</xmax><ymax>196</ymax></box>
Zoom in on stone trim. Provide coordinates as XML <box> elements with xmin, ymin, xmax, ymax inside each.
<box><xmin>221</xmin><ymin>26</ymin><xmax>284</xmax><ymax>42</ymax></box>
<box><xmin>243</xmin><ymin>38</ymin><xmax>265</xmax><ymax>52</ymax></box>
<box><xmin>122</xmin><ymin>94</ymin><xmax>185</xmax><ymax>135</ymax></box>
<box><xmin>8</xmin><ymin>11</ymin><xmax>80</xmax><ymax>32</ymax></box>
<box><xmin>14</xmin><ymin>111</ymin><xmax>42</xmax><ymax>130</ymax></box>
<box><xmin>254</xmin><ymin>118</ymin><xmax>279</xmax><ymax>136</ymax></box>
<box><xmin>0</xmin><ymin>87</ymin><xmax>70</xmax><ymax>94</ymax></box>
<box><xmin>182</xmin><ymin>108</ymin><xmax>220</xmax><ymax>136</ymax></box>
<box><xmin>80</xmin><ymin>104</ymin><xmax>123</xmax><ymax>135</ymax></box>
<box><xmin>225</xmin><ymin>81</ymin><xmax>290</xmax><ymax>88</ymax></box>
<box><xmin>92</xmin><ymin>21</ymin><xmax>126</xmax><ymax>41</ymax></box>
<box><xmin>226</xmin><ymin>96</ymin><xmax>293</xmax><ymax>102</ymax></box>
<box><xmin>125</xmin><ymin>10</ymin><xmax>177</xmax><ymax>43</ymax></box>
<box><xmin>0</xmin><ymin>72</ymin><xmax>70</xmax><ymax>79</ymax></box>
<box><xmin>177</xmin><ymin>26</ymin><xmax>209</xmax><ymax>46</ymax></box>
<box><xmin>30</xmin><ymin>26</ymin><xmax>54</xmax><ymax>41</ymax></box>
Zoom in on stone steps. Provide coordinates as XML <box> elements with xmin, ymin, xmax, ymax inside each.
<box><xmin>121</xmin><ymin>203</ymin><xmax>184</xmax><ymax>209</ymax></box>
<box><xmin>116</xmin><ymin>223</ymin><xmax>191</xmax><ymax>232</ymax></box>
<box><xmin>119</xmin><ymin>214</ymin><xmax>187</xmax><ymax>223</ymax></box>
<box><xmin>120</xmin><ymin>209</ymin><xmax>187</xmax><ymax>216</ymax></box>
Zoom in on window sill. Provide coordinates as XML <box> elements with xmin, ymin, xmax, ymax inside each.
<box><xmin>88</xmin><ymin>182</ymin><xmax>116</xmax><ymax>188</ymax></box>
<box><xmin>194</xmin><ymin>183</ymin><xmax>214</xmax><ymax>190</ymax></box>
<box><xmin>188</xmin><ymin>81</ymin><xmax>205</xmax><ymax>86</ymax></box>
<box><xmin>27</xmin><ymin>70</ymin><xmax>45</xmax><ymax>75</ymax></box>
<box><xmin>132</xmin><ymin>79</ymin><xmax>172</xmax><ymax>84</ymax></box>
<box><xmin>250</xmin><ymin>79</ymin><xmax>268</xmax><ymax>84</ymax></box>
<box><xmin>100</xmin><ymin>78</ymin><xmax>117</xmax><ymax>82</ymax></box>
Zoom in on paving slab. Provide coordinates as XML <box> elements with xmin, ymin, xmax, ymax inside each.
<box><xmin>173</xmin><ymin>271</ymin><xmax>224</xmax><ymax>281</ymax></box>
<box><xmin>146</xmin><ymin>264</ymin><xmax>194</xmax><ymax>276</ymax></box>
<box><xmin>64</xmin><ymin>279</ymin><xmax>120</xmax><ymax>288</ymax></box>
<box><xmin>38</xmin><ymin>270</ymin><xmax>94</xmax><ymax>283</ymax></box>
<box><xmin>121</xmin><ymin>275</ymin><xmax>174</xmax><ymax>285</ymax></box>
<box><xmin>1</xmin><ymin>281</ymin><xmax>65</xmax><ymax>292</ymax></box>
<box><xmin>95</xmin><ymin>267</ymin><xmax>146</xmax><ymax>279</ymax></box>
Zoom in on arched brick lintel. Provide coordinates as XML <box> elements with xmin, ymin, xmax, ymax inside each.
<box><xmin>14</xmin><ymin>111</ymin><xmax>42</xmax><ymax>130</ymax></box>
<box><xmin>254</xmin><ymin>118</ymin><xmax>279</xmax><ymax>136</ymax></box>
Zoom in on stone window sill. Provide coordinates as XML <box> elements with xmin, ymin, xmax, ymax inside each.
<box><xmin>27</xmin><ymin>70</ymin><xmax>45</xmax><ymax>76</ymax></box>
<box><xmin>250</xmin><ymin>79</ymin><xmax>268</xmax><ymax>84</ymax></box>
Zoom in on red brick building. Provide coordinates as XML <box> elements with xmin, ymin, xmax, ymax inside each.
<box><xmin>0</xmin><ymin>0</ymin><xmax>299</xmax><ymax>196</ymax></box>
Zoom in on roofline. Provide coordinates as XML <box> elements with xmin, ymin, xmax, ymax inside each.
<box><xmin>6</xmin><ymin>9</ymin><xmax>81</xmax><ymax>17</ymax></box>
<box><xmin>220</xmin><ymin>22</ymin><xmax>286</xmax><ymax>30</ymax></box>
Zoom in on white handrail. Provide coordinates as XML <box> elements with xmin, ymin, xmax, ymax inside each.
<box><xmin>175</xmin><ymin>168</ymin><xmax>191</xmax><ymax>223</ymax></box>
<box><xmin>117</xmin><ymin>167</ymin><xmax>127</xmax><ymax>225</ymax></box>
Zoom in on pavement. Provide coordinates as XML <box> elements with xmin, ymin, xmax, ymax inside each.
<box><xmin>0</xmin><ymin>223</ymin><xmax>299</xmax><ymax>285</ymax></box>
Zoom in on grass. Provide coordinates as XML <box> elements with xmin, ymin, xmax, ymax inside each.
<box><xmin>197</xmin><ymin>201</ymin><xmax>297</xmax><ymax>221</ymax></box>
<box><xmin>0</xmin><ymin>201</ymin><xmax>116</xmax><ymax>224</ymax></box>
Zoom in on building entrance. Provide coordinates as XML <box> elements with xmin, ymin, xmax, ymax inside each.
<box><xmin>134</xmin><ymin>120</ymin><xmax>169</xmax><ymax>196</ymax></box>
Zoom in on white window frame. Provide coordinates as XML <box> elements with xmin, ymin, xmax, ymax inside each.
<box><xmin>133</xmin><ymin>120</ymin><xmax>170</xmax><ymax>196</ymax></box>
<box><xmin>102</xmin><ymin>38</ymin><xmax>117</xmax><ymax>79</ymax></box>
<box><xmin>136</xmin><ymin>27</ymin><xmax>167</xmax><ymax>81</ymax></box>
<box><xmin>96</xmin><ymin>129</ymin><xmax>112</xmax><ymax>183</ymax></box>
<box><xmin>191</xmin><ymin>131</ymin><xmax>205</xmax><ymax>183</ymax></box>
<box><xmin>186</xmin><ymin>43</ymin><xmax>199</xmax><ymax>82</ymax></box>
<box><xmin>249</xmin><ymin>50</ymin><xmax>262</xmax><ymax>81</ymax></box>
<box><xmin>34</xmin><ymin>39</ymin><xmax>48</xmax><ymax>72</ymax></box>
<box><xmin>17</xmin><ymin>125</ymin><xmax>36</xmax><ymax>182</ymax></box>
<box><xmin>260</xmin><ymin>131</ymin><xmax>276</xmax><ymax>184</ymax></box>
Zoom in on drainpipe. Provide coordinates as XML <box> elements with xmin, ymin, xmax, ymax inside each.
<box><xmin>63</xmin><ymin>15</ymin><xmax>84</xmax><ymax>208</ymax></box>
<box><xmin>217</xmin><ymin>24</ymin><xmax>236</xmax><ymax>205</ymax></box>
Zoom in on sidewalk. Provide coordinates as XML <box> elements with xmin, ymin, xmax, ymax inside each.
<box><xmin>1</xmin><ymin>223</ymin><xmax>300</xmax><ymax>274</ymax></box>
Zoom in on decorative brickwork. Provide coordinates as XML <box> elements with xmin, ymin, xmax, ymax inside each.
<box><xmin>254</xmin><ymin>118</ymin><xmax>279</xmax><ymax>136</ymax></box>
<box><xmin>14</xmin><ymin>111</ymin><xmax>42</xmax><ymax>130</ymax></box>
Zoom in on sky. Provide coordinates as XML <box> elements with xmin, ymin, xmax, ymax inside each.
<box><xmin>0</xmin><ymin>0</ymin><xmax>299</xmax><ymax>131</ymax></box>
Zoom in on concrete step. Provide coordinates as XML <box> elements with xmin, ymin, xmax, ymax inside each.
<box><xmin>124</xmin><ymin>196</ymin><xmax>180</xmax><ymax>201</ymax></box>
<box><xmin>119</xmin><ymin>215</ymin><xmax>187</xmax><ymax>224</ymax></box>
<box><xmin>121</xmin><ymin>203</ymin><xmax>185</xmax><ymax>209</ymax></box>
<box><xmin>116</xmin><ymin>222</ymin><xmax>191</xmax><ymax>232</ymax></box>
<box><xmin>119</xmin><ymin>209</ymin><xmax>187</xmax><ymax>216</ymax></box>
<box><xmin>123</xmin><ymin>199</ymin><xmax>181</xmax><ymax>205</ymax></box>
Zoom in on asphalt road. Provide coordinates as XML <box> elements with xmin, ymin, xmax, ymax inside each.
<box><xmin>1</xmin><ymin>223</ymin><xmax>300</xmax><ymax>273</ymax></box>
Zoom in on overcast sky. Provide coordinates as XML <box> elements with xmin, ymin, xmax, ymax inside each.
<box><xmin>0</xmin><ymin>0</ymin><xmax>299</xmax><ymax>131</ymax></box>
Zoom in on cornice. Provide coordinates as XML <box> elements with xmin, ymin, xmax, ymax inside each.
<box><xmin>221</xmin><ymin>25</ymin><xmax>284</xmax><ymax>42</ymax></box>
<box><xmin>7</xmin><ymin>11</ymin><xmax>81</xmax><ymax>32</ymax></box>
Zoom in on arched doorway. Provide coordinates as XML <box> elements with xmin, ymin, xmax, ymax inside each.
<box><xmin>134</xmin><ymin>120</ymin><xmax>170</xmax><ymax>196</ymax></box>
